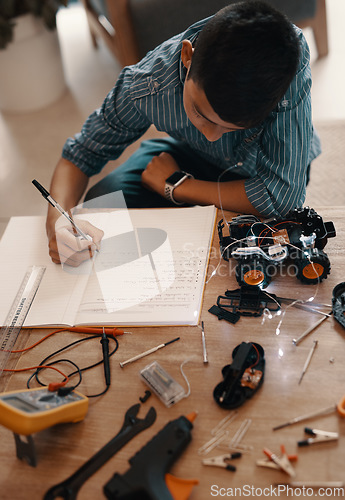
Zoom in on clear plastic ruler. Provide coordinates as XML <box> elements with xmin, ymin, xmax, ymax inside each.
<box><xmin>0</xmin><ymin>265</ymin><xmax>46</xmax><ymax>378</ymax></box>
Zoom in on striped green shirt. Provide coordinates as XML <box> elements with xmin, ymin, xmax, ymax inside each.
<box><xmin>63</xmin><ymin>17</ymin><xmax>320</xmax><ymax>217</ymax></box>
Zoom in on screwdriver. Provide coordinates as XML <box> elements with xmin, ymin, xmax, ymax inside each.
<box><xmin>298</xmin><ymin>340</ymin><xmax>318</xmax><ymax>385</ymax></box>
<box><xmin>119</xmin><ymin>338</ymin><xmax>180</xmax><ymax>368</ymax></box>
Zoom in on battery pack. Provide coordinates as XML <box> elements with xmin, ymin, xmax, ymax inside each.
<box><xmin>140</xmin><ymin>361</ymin><xmax>186</xmax><ymax>407</ymax></box>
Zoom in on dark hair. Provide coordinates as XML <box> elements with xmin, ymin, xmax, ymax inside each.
<box><xmin>188</xmin><ymin>1</ymin><xmax>300</xmax><ymax>128</ymax></box>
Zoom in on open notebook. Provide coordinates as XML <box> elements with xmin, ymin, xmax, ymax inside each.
<box><xmin>0</xmin><ymin>206</ymin><xmax>217</xmax><ymax>327</ymax></box>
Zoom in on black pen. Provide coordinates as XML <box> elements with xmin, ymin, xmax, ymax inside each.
<box><xmin>101</xmin><ymin>327</ymin><xmax>111</xmax><ymax>386</ymax></box>
<box><xmin>32</xmin><ymin>179</ymin><xmax>93</xmax><ymax>243</ymax></box>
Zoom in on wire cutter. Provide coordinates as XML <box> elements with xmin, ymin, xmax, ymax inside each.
<box><xmin>256</xmin><ymin>445</ymin><xmax>297</xmax><ymax>477</ymax></box>
<box><xmin>202</xmin><ymin>452</ymin><xmax>242</xmax><ymax>471</ymax></box>
<box><xmin>298</xmin><ymin>427</ymin><xmax>339</xmax><ymax>446</ymax></box>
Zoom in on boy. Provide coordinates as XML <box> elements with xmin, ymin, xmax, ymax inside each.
<box><xmin>46</xmin><ymin>1</ymin><xmax>320</xmax><ymax>266</ymax></box>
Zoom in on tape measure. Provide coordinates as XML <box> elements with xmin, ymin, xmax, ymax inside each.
<box><xmin>0</xmin><ymin>266</ymin><xmax>46</xmax><ymax>377</ymax></box>
<box><xmin>0</xmin><ymin>386</ymin><xmax>88</xmax><ymax>435</ymax></box>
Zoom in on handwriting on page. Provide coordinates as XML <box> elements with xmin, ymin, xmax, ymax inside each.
<box><xmin>79</xmin><ymin>248</ymin><xmax>205</xmax><ymax>313</ymax></box>
<box><xmin>66</xmin><ymin>204</ymin><xmax>215</xmax><ymax>325</ymax></box>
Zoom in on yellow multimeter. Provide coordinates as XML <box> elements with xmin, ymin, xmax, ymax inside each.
<box><xmin>0</xmin><ymin>387</ymin><xmax>89</xmax><ymax>435</ymax></box>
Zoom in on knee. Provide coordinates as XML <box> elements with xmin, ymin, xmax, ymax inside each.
<box><xmin>84</xmin><ymin>183</ymin><xmax>103</xmax><ymax>203</ymax></box>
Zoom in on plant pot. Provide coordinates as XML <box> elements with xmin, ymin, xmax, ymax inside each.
<box><xmin>0</xmin><ymin>14</ymin><xmax>66</xmax><ymax>113</ymax></box>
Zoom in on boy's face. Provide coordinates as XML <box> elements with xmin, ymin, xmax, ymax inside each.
<box><xmin>183</xmin><ymin>76</ymin><xmax>244</xmax><ymax>142</ymax></box>
<box><xmin>181</xmin><ymin>40</ymin><xmax>244</xmax><ymax>142</ymax></box>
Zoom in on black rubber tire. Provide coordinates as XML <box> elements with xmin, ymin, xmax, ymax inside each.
<box><xmin>295</xmin><ymin>249</ymin><xmax>331</xmax><ymax>284</ymax></box>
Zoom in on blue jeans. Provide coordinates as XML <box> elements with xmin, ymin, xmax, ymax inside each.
<box><xmin>84</xmin><ymin>137</ymin><xmax>245</xmax><ymax>208</ymax></box>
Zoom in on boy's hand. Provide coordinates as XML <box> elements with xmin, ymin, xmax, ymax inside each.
<box><xmin>47</xmin><ymin>218</ymin><xmax>104</xmax><ymax>267</ymax></box>
<box><xmin>141</xmin><ymin>152</ymin><xmax>180</xmax><ymax>196</ymax></box>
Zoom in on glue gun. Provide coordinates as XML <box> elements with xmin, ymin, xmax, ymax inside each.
<box><xmin>104</xmin><ymin>412</ymin><xmax>199</xmax><ymax>500</ymax></box>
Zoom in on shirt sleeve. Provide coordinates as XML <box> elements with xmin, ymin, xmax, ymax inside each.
<box><xmin>245</xmin><ymin>33</ymin><xmax>313</xmax><ymax>218</ymax></box>
<box><xmin>62</xmin><ymin>67</ymin><xmax>151</xmax><ymax>177</ymax></box>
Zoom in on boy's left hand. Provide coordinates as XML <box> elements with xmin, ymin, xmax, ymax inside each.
<box><xmin>141</xmin><ymin>152</ymin><xmax>180</xmax><ymax>196</ymax></box>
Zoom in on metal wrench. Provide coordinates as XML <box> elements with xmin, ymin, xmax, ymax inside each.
<box><xmin>43</xmin><ymin>403</ymin><xmax>156</xmax><ymax>500</ymax></box>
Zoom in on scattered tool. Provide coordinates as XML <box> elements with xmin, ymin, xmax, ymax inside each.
<box><xmin>198</xmin><ymin>432</ymin><xmax>228</xmax><ymax>456</ymax></box>
<box><xmin>273</xmin><ymin>393</ymin><xmax>345</xmax><ymax>431</ymax></box>
<box><xmin>213</xmin><ymin>342</ymin><xmax>265</xmax><ymax>409</ymax></box>
<box><xmin>43</xmin><ymin>403</ymin><xmax>156</xmax><ymax>500</ymax></box>
<box><xmin>225</xmin><ymin>418</ymin><xmax>253</xmax><ymax>452</ymax></box>
<box><xmin>104</xmin><ymin>412</ymin><xmax>199</xmax><ymax>500</ymax></box>
<box><xmin>222</xmin><ymin>286</ymin><xmax>281</xmax><ymax>317</ymax></box>
<box><xmin>0</xmin><ymin>265</ymin><xmax>46</xmax><ymax>380</ymax></box>
<box><xmin>209</xmin><ymin>286</ymin><xmax>280</xmax><ymax>324</ymax></box>
<box><xmin>211</xmin><ymin>411</ymin><xmax>238</xmax><ymax>436</ymax></box>
<box><xmin>298</xmin><ymin>340</ymin><xmax>318</xmax><ymax>384</ymax></box>
<box><xmin>119</xmin><ymin>337</ymin><xmax>180</xmax><ymax>368</ymax></box>
<box><xmin>208</xmin><ymin>303</ymin><xmax>240</xmax><ymax>324</ymax></box>
<box><xmin>140</xmin><ymin>361</ymin><xmax>187</xmax><ymax>407</ymax></box>
<box><xmin>201</xmin><ymin>321</ymin><xmax>208</xmax><ymax>363</ymax></box>
<box><xmin>293</xmin><ymin>314</ymin><xmax>332</xmax><ymax>345</ymax></box>
<box><xmin>332</xmin><ymin>282</ymin><xmax>345</xmax><ymax>329</ymax></box>
<box><xmin>101</xmin><ymin>327</ymin><xmax>111</xmax><ymax>387</ymax></box>
<box><xmin>202</xmin><ymin>452</ymin><xmax>242</xmax><ymax>471</ymax></box>
<box><xmin>0</xmin><ymin>386</ymin><xmax>88</xmax><ymax>467</ymax></box>
<box><xmin>298</xmin><ymin>427</ymin><xmax>339</xmax><ymax>446</ymax></box>
<box><xmin>258</xmin><ymin>445</ymin><xmax>296</xmax><ymax>477</ymax></box>
<box><xmin>139</xmin><ymin>390</ymin><xmax>151</xmax><ymax>403</ymax></box>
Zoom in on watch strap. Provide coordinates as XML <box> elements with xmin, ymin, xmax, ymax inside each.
<box><xmin>164</xmin><ymin>171</ymin><xmax>193</xmax><ymax>205</ymax></box>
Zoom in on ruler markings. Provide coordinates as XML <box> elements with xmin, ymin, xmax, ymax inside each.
<box><xmin>0</xmin><ymin>265</ymin><xmax>46</xmax><ymax>377</ymax></box>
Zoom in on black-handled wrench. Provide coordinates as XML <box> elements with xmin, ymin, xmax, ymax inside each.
<box><xmin>43</xmin><ymin>403</ymin><xmax>156</xmax><ymax>500</ymax></box>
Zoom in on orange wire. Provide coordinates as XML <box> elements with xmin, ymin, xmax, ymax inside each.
<box><xmin>10</xmin><ymin>326</ymin><xmax>124</xmax><ymax>353</ymax></box>
<box><xmin>4</xmin><ymin>365</ymin><xmax>70</xmax><ymax>392</ymax></box>
<box><xmin>257</xmin><ymin>221</ymin><xmax>300</xmax><ymax>247</ymax></box>
<box><xmin>4</xmin><ymin>364</ymin><xmax>69</xmax><ymax>381</ymax></box>
<box><xmin>9</xmin><ymin>328</ymin><xmax>68</xmax><ymax>353</ymax></box>
<box><xmin>4</xmin><ymin>326</ymin><xmax>122</xmax><ymax>390</ymax></box>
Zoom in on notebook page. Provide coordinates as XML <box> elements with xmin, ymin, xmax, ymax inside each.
<box><xmin>0</xmin><ymin>206</ymin><xmax>217</xmax><ymax>327</ymax></box>
<box><xmin>0</xmin><ymin>216</ymin><xmax>88</xmax><ymax>327</ymax></box>
<box><xmin>75</xmin><ymin>205</ymin><xmax>217</xmax><ymax>325</ymax></box>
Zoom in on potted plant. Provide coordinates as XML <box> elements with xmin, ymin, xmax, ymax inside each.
<box><xmin>0</xmin><ymin>0</ymin><xmax>68</xmax><ymax>112</ymax></box>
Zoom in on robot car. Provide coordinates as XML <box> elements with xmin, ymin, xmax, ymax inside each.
<box><xmin>218</xmin><ymin>207</ymin><xmax>336</xmax><ymax>288</ymax></box>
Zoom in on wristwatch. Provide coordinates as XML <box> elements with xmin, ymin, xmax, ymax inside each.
<box><xmin>164</xmin><ymin>171</ymin><xmax>193</xmax><ymax>205</ymax></box>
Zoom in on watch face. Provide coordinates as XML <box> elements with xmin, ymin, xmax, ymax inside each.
<box><xmin>166</xmin><ymin>171</ymin><xmax>186</xmax><ymax>185</ymax></box>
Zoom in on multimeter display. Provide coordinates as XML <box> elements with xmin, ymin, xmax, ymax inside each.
<box><xmin>0</xmin><ymin>387</ymin><xmax>89</xmax><ymax>435</ymax></box>
<box><xmin>3</xmin><ymin>396</ymin><xmax>38</xmax><ymax>413</ymax></box>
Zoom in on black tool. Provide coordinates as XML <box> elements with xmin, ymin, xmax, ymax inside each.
<box><xmin>139</xmin><ymin>390</ymin><xmax>152</xmax><ymax>403</ymax></box>
<box><xmin>208</xmin><ymin>304</ymin><xmax>240</xmax><ymax>324</ymax></box>
<box><xmin>332</xmin><ymin>282</ymin><xmax>345</xmax><ymax>329</ymax></box>
<box><xmin>213</xmin><ymin>342</ymin><xmax>265</xmax><ymax>409</ymax></box>
<box><xmin>202</xmin><ymin>451</ymin><xmax>242</xmax><ymax>471</ymax></box>
<box><xmin>43</xmin><ymin>403</ymin><xmax>156</xmax><ymax>500</ymax></box>
<box><xmin>101</xmin><ymin>328</ymin><xmax>111</xmax><ymax>386</ymax></box>
<box><xmin>219</xmin><ymin>286</ymin><xmax>281</xmax><ymax>317</ymax></box>
<box><xmin>104</xmin><ymin>412</ymin><xmax>198</xmax><ymax>500</ymax></box>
